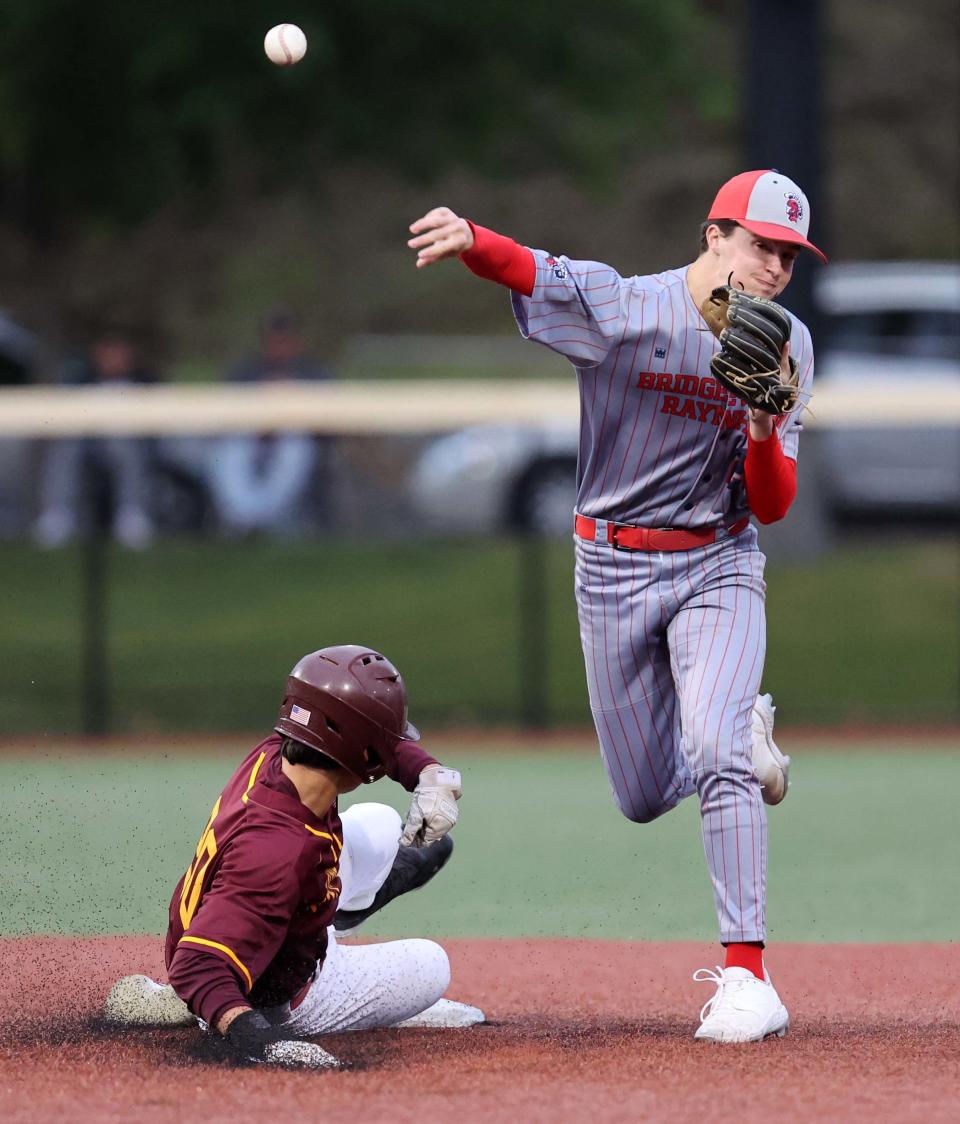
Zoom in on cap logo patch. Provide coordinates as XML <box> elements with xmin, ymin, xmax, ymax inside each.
<box><xmin>784</xmin><ymin>194</ymin><xmax>803</xmax><ymax>224</ymax></box>
<box><xmin>290</xmin><ymin>704</ymin><xmax>312</xmax><ymax>725</ymax></box>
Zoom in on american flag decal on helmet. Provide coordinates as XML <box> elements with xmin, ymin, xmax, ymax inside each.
<box><xmin>290</xmin><ymin>704</ymin><xmax>312</xmax><ymax>725</ymax></box>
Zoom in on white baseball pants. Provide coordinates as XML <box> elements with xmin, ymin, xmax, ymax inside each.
<box><xmin>268</xmin><ymin>802</ymin><xmax>451</xmax><ymax>1036</ymax></box>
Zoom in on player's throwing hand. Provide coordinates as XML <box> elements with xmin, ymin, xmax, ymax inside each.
<box><xmin>408</xmin><ymin>207</ymin><xmax>474</xmax><ymax>267</ymax></box>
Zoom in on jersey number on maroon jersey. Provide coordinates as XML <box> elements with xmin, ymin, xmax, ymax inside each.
<box><xmin>178</xmin><ymin>796</ymin><xmax>221</xmax><ymax>929</ymax></box>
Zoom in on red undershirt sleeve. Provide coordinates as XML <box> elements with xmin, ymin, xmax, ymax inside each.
<box><xmin>459</xmin><ymin>222</ymin><xmax>536</xmax><ymax>297</ymax></box>
<box><xmin>744</xmin><ymin>431</ymin><xmax>797</xmax><ymax>524</ymax></box>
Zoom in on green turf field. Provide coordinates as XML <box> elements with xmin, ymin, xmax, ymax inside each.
<box><xmin>3</xmin><ymin>740</ymin><xmax>957</xmax><ymax>942</ymax></box>
<box><xmin>0</xmin><ymin>537</ymin><xmax>957</xmax><ymax>733</ymax></box>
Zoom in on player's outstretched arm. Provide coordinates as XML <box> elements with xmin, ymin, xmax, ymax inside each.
<box><xmin>408</xmin><ymin>207</ymin><xmax>474</xmax><ymax>267</ymax></box>
<box><xmin>409</xmin><ymin>209</ymin><xmax>537</xmax><ymax>296</ymax></box>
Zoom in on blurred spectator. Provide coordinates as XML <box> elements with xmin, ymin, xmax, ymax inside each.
<box><xmin>208</xmin><ymin>306</ymin><xmax>332</xmax><ymax>538</ymax></box>
<box><xmin>33</xmin><ymin>324</ymin><xmax>159</xmax><ymax>549</ymax></box>
<box><xmin>0</xmin><ymin>311</ymin><xmax>38</xmax><ymax>387</ymax></box>
<box><xmin>0</xmin><ymin>311</ymin><xmax>40</xmax><ymax>537</ymax></box>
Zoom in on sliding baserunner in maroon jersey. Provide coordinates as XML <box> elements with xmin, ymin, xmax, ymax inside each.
<box><xmin>105</xmin><ymin>645</ymin><xmax>482</xmax><ymax>1067</ymax></box>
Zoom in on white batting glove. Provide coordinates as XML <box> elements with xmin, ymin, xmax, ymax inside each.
<box><xmin>400</xmin><ymin>765</ymin><xmax>462</xmax><ymax>848</ymax></box>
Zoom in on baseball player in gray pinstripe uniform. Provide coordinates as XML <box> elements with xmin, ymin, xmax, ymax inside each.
<box><xmin>408</xmin><ymin>170</ymin><xmax>827</xmax><ymax>1042</ymax></box>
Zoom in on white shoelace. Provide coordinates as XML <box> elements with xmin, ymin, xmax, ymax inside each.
<box><xmin>692</xmin><ymin>965</ymin><xmax>742</xmax><ymax>1022</ymax></box>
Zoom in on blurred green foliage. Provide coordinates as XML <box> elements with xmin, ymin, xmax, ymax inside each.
<box><xmin>0</xmin><ymin>1</ymin><xmax>729</xmax><ymax>233</ymax></box>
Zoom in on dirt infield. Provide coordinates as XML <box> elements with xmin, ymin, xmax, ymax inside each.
<box><xmin>2</xmin><ymin>937</ymin><xmax>958</xmax><ymax>1123</ymax></box>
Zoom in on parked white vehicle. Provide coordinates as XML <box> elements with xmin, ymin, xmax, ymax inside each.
<box><xmin>409</xmin><ymin>261</ymin><xmax>960</xmax><ymax>534</ymax></box>
<box><xmin>813</xmin><ymin>262</ymin><xmax>959</xmax><ymax>518</ymax></box>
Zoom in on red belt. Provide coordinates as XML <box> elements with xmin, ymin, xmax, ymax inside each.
<box><xmin>575</xmin><ymin>514</ymin><xmax>749</xmax><ymax>552</ymax></box>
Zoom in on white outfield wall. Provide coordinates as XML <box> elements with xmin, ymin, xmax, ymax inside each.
<box><xmin>0</xmin><ymin>379</ymin><xmax>957</xmax><ymax>437</ymax></box>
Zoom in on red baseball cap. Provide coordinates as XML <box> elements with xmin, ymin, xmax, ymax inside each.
<box><xmin>707</xmin><ymin>170</ymin><xmax>828</xmax><ymax>264</ymax></box>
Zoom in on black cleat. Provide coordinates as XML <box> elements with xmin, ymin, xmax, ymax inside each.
<box><xmin>333</xmin><ymin>834</ymin><xmax>454</xmax><ymax>933</ymax></box>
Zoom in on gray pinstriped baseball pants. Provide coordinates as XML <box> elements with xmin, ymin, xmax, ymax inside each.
<box><xmin>574</xmin><ymin>526</ymin><xmax>769</xmax><ymax>943</ymax></box>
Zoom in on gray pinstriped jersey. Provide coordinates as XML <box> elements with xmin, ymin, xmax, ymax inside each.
<box><xmin>511</xmin><ymin>251</ymin><xmax>814</xmax><ymax>528</ymax></box>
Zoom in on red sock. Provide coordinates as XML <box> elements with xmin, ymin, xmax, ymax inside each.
<box><xmin>724</xmin><ymin>942</ymin><xmax>765</xmax><ymax>980</ymax></box>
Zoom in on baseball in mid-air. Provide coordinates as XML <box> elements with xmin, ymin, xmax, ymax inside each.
<box><xmin>264</xmin><ymin>24</ymin><xmax>308</xmax><ymax>66</ymax></box>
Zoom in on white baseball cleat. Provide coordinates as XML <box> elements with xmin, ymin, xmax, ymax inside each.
<box><xmin>393</xmin><ymin>998</ymin><xmax>486</xmax><ymax>1028</ymax></box>
<box><xmin>751</xmin><ymin>693</ymin><xmax>791</xmax><ymax>805</ymax></box>
<box><xmin>693</xmin><ymin>966</ymin><xmax>789</xmax><ymax>1042</ymax></box>
<box><xmin>103</xmin><ymin>975</ymin><xmax>195</xmax><ymax>1027</ymax></box>
<box><xmin>263</xmin><ymin>1039</ymin><xmax>340</xmax><ymax>1069</ymax></box>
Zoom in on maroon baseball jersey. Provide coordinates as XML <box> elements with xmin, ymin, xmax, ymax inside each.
<box><xmin>165</xmin><ymin>732</ymin><xmax>437</xmax><ymax>1028</ymax></box>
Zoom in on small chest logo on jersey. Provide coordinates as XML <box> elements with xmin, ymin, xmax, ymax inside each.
<box><xmin>784</xmin><ymin>194</ymin><xmax>803</xmax><ymax>224</ymax></box>
<box><xmin>655</xmin><ymin>347</ymin><xmax>667</xmax><ymax>359</ymax></box>
<box><xmin>545</xmin><ymin>256</ymin><xmax>567</xmax><ymax>280</ymax></box>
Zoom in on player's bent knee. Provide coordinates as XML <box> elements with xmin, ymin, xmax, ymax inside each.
<box><xmin>623</xmin><ymin>808</ymin><xmax>659</xmax><ymax>825</ymax></box>
<box><xmin>620</xmin><ymin>807</ymin><xmax>666</xmax><ymax>825</ymax></box>
<box><xmin>341</xmin><ymin>803</ymin><xmax>403</xmax><ymax>859</ymax></box>
<box><xmin>341</xmin><ymin>801</ymin><xmax>403</xmax><ymax>836</ymax></box>
<box><xmin>614</xmin><ymin>793</ymin><xmax>671</xmax><ymax>825</ymax></box>
<box><xmin>409</xmin><ymin>939</ymin><xmax>451</xmax><ymax>996</ymax></box>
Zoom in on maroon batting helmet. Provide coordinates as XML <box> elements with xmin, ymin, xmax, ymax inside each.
<box><xmin>275</xmin><ymin>645</ymin><xmax>420</xmax><ymax>783</ymax></box>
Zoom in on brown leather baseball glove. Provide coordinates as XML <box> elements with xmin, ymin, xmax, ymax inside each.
<box><xmin>700</xmin><ymin>285</ymin><xmax>800</xmax><ymax>415</ymax></box>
